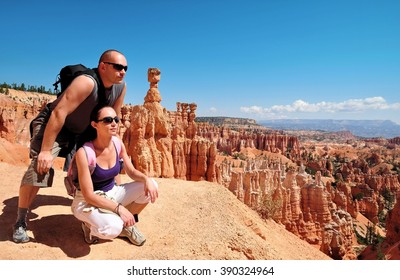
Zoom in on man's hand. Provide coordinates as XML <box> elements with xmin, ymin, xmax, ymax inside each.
<box><xmin>37</xmin><ymin>150</ymin><xmax>54</xmax><ymax>175</ymax></box>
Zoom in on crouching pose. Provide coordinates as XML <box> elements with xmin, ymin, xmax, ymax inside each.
<box><xmin>71</xmin><ymin>105</ymin><xmax>158</xmax><ymax>245</ymax></box>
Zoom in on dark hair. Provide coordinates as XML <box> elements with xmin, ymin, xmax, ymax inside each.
<box><xmin>90</xmin><ymin>104</ymin><xmax>104</xmax><ymax>122</ymax></box>
<box><xmin>77</xmin><ymin>105</ymin><xmax>113</xmax><ymax>147</ymax></box>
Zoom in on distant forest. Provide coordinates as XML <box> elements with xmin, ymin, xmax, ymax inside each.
<box><xmin>0</xmin><ymin>82</ymin><xmax>55</xmax><ymax>95</ymax></box>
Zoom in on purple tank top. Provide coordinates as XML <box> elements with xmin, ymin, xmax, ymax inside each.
<box><xmin>91</xmin><ymin>149</ymin><xmax>121</xmax><ymax>192</ymax></box>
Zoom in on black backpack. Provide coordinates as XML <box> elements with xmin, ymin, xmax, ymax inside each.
<box><xmin>53</xmin><ymin>64</ymin><xmax>105</xmax><ymax>104</ymax></box>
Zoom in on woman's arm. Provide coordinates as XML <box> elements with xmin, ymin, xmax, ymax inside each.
<box><xmin>119</xmin><ymin>140</ymin><xmax>158</xmax><ymax>203</ymax></box>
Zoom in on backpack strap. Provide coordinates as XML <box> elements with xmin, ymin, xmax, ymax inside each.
<box><xmin>92</xmin><ymin>68</ymin><xmax>106</xmax><ymax>106</ymax></box>
<box><xmin>66</xmin><ymin>141</ymin><xmax>96</xmax><ymax>178</ymax></box>
<box><xmin>111</xmin><ymin>136</ymin><xmax>124</xmax><ymax>173</ymax></box>
<box><xmin>82</xmin><ymin>141</ymin><xmax>97</xmax><ymax>174</ymax></box>
<box><xmin>64</xmin><ymin>142</ymin><xmax>95</xmax><ymax>197</ymax></box>
<box><xmin>111</xmin><ymin>136</ymin><xmax>122</xmax><ymax>157</ymax></box>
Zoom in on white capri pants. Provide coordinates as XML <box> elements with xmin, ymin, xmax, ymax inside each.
<box><xmin>71</xmin><ymin>179</ymin><xmax>158</xmax><ymax>240</ymax></box>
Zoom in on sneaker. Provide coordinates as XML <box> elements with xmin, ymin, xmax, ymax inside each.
<box><xmin>12</xmin><ymin>223</ymin><xmax>29</xmax><ymax>243</ymax></box>
<box><xmin>81</xmin><ymin>222</ymin><xmax>99</xmax><ymax>244</ymax></box>
<box><xmin>119</xmin><ymin>225</ymin><xmax>146</xmax><ymax>246</ymax></box>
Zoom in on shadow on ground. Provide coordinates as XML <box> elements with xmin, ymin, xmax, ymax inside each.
<box><xmin>0</xmin><ymin>194</ymin><xmax>105</xmax><ymax>258</ymax></box>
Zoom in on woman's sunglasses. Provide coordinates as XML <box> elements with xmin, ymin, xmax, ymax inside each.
<box><xmin>103</xmin><ymin>62</ymin><xmax>128</xmax><ymax>72</ymax></box>
<box><xmin>97</xmin><ymin>116</ymin><xmax>120</xmax><ymax>124</ymax></box>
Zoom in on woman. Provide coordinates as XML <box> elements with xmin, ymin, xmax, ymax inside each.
<box><xmin>71</xmin><ymin>105</ymin><xmax>158</xmax><ymax>246</ymax></box>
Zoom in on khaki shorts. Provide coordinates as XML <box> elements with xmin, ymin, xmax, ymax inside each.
<box><xmin>21</xmin><ymin>106</ymin><xmax>72</xmax><ymax>188</ymax></box>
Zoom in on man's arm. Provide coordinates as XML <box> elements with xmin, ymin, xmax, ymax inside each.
<box><xmin>36</xmin><ymin>75</ymin><xmax>95</xmax><ymax>175</ymax></box>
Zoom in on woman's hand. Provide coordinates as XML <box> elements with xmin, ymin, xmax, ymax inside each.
<box><xmin>117</xmin><ymin>205</ymin><xmax>136</xmax><ymax>227</ymax></box>
<box><xmin>144</xmin><ymin>178</ymin><xmax>158</xmax><ymax>203</ymax></box>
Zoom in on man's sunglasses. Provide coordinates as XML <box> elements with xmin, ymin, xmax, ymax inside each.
<box><xmin>97</xmin><ymin>116</ymin><xmax>120</xmax><ymax>124</ymax></box>
<box><xmin>103</xmin><ymin>62</ymin><xmax>128</xmax><ymax>72</ymax></box>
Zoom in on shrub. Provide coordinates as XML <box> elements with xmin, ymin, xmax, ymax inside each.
<box><xmin>257</xmin><ymin>188</ymin><xmax>283</xmax><ymax>221</ymax></box>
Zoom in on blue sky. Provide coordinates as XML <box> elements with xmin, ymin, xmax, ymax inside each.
<box><xmin>1</xmin><ymin>0</ymin><xmax>400</xmax><ymax>123</ymax></box>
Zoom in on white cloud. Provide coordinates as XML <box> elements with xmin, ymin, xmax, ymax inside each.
<box><xmin>209</xmin><ymin>107</ymin><xmax>217</xmax><ymax>113</ymax></box>
<box><xmin>240</xmin><ymin>105</ymin><xmax>263</xmax><ymax>113</ymax></box>
<box><xmin>240</xmin><ymin>97</ymin><xmax>400</xmax><ymax>117</ymax></box>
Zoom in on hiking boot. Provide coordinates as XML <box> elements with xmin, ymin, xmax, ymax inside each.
<box><xmin>81</xmin><ymin>222</ymin><xmax>99</xmax><ymax>244</ymax></box>
<box><xmin>12</xmin><ymin>222</ymin><xmax>29</xmax><ymax>243</ymax></box>
<box><xmin>119</xmin><ymin>225</ymin><xmax>146</xmax><ymax>246</ymax></box>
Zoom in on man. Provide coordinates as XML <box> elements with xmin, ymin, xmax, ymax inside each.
<box><xmin>13</xmin><ymin>49</ymin><xmax>128</xmax><ymax>243</ymax></box>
